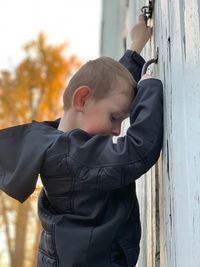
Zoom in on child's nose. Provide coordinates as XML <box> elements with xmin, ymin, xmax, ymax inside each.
<box><xmin>112</xmin><ymin>127</ymin><xmax>121</xmax><ymax>136</ymax></box>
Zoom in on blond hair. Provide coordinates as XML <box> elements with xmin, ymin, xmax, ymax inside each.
<box><xmin>63</xmin><ymin>56</ymin><xmax>136</xmax><ymax>110</ymax></box>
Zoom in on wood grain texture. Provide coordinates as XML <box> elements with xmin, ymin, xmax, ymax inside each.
<box><xmin>101</xmin><ymin>0</ymin><xmax>200</xmax><ymax>266</ymax></box>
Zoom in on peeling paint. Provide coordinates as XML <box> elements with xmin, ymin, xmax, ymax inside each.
<box><xmin>101</xmin><ymin>0</ymin><xmax>200</xmax><ymax>266</ymax></box>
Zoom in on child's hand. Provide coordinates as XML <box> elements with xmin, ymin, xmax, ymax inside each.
<box><xmin>129</xmin><ymin>15</ymin><xmax>152</xmax><ymax>54</ymax></box>
<box><xmin>139</xmin><ymin>73</ymin><xmax>154</xmax><ymax>83</ymax></box>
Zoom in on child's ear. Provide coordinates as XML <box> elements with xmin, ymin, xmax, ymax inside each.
<box><xmin>72</xmin><ymin>86</ymin><xmax>92</xmax><ymax>112</ymax></box>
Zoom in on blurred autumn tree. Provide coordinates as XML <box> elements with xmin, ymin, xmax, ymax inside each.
<box><xmin>0</xmin><ymin>32</ymin><xmax>81</xmax><ymax>267</ymax></box>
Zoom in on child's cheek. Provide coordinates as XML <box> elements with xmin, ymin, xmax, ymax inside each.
<box><xmin>86</xmin><ymin>120</ymin><xmax>111</xmax><ymax>135</ymax></box>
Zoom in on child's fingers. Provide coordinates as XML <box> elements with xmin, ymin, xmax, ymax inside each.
<box><xmin>148</xmin><ymin>26</ymin><xmax>152</xmax><ymax>34</ymax></box>
<box><xmin>138</xmin><ymin>14</ymin><xmax>147</xmax><ymax>24</ymax></box>
<box><xmin>138</xmin><ymin>15</ymin><xmax>152</xmax><ymax>34</ymax></box>
<box><xmin>139</xmin><ymin>14</ymin><xmax>145</xmax><ymax>22</ymax></box>
<box><xmin>140</xmin><ymin>73</ymin><xmax>154</xmax><ymax>81</ymax></box>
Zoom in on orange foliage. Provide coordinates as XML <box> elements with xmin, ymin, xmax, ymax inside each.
<box><xmin>0</xmin><ymin>33</ymin><xmax>81</xmax><ymax>267</ymax></box>
<box><xmin>0</xmin><ymin>32</ymin><xmax>81</xmax><ymax>127</ymax></box>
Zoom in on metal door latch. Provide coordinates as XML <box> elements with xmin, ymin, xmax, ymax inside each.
<box><xmin>141</xmin><ymin>47</ymin><xmax>159</xmax><ymax>76</ymax></box>
<box><xmin>141</xmin><ymin>0</ymin><xmax>154</xmax><ymax>20</ymax></box>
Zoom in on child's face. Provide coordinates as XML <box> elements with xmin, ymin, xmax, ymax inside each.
<box><xmin>81</xmin><ymin>87</ymin><xmax>132</xmax><ymax>136</ymax></box>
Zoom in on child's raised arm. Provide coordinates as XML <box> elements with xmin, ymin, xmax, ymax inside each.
<box><xmin>119</xmin><ymin>15</ymin><xmax>154</xmax><ymax>83</ymax></box>
<box><xmin>129</xmin><ymin>15</ymin><xmax>152</xmax><ymax>54</ymax></box>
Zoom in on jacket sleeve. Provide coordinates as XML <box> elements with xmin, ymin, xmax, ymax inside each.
<box><xmin>119</xmin><ymin>50</ymin><xmax>145</xmax><ymax>83</ymax></box>
<box><xmin>66</xmin><ymin>77</ymin><xmax>163</xmax><ymax>190</ymax></box>
<box><xmin>60</xmin><ymin>50</ymin><xmax>163</xmax><ymax>190</ymax></box>
<box><xmin>0</xmin><ymin>124</ymin><xmax>58</xmax><ymax>202</ymax></box>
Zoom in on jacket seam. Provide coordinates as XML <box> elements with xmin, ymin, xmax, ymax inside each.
<box><xmin>0</xmin><ymin>128</ymin><xmax>32</xmax><ymax>140</ymax></box>
<box><xmin>67</xmin><ymin>136</ymin><xmax>158</xmax><ymax>169</ymax></box>
<box><xmin>38</xmin><ymin>248</ymin><xmax>57</xmax><ymax>260</ymax></box>
<box><xmin>52</xmin><ymin>224</ymin><xmax>59</xmax><ymax>267</ymax></box>
<box><xmin>66</xmin><ymin>112</ymin><xmax>162</xmax><ymax>169</ymax></box>
<box><xmin>43</xmin><ymin>152</ymin><xmax>66</xmax><ymax>162</ymax></box>
<box><xmin>86</xmin><ymin>227</ymin><xmax>94</xmax><ymax>266</ymax></box>
<box><xmin>41</xmin><ymin>125</ymin><xmax>161</xmax><ymax>171</ymax></box>
<box><xmin>38</xmin><ymin>226</ymin><xmax>59</xmax><ymax>266</ymax></box>
<box><xmin>42</xmin><ymin>101</ymin><xmax>162</xmax><ymax>168</ymax></box>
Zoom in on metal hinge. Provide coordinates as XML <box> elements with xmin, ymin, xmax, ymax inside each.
<box><xmin>141</xmin><ymin>0</ymin><xmax>155</xmax><ymax>20</ymax></box>
<box><xmin>141</xmin><ymin>47</ymin><xmax>159</xmax><ymax>76</ymax></box>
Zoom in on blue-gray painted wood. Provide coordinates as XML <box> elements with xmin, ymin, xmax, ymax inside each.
<box><xmin>156</xmin><ymin>0</ymin><xmax>200</xmax><ymax>266</ymax></box>
<box><xmin>101</xmin><ymin>0</ymin><xmax>128</xmax><ymax>59</ymax></box>
<box><xmin>101</xmin><ymin>0</ymin><xmax>200</xmax><ymax>266</ymax></box>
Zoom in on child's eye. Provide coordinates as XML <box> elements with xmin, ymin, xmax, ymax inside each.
<box><xmin>110</xmin><ymin>115</ymin><xmax>117</xmax><ymax>122</ymax></box>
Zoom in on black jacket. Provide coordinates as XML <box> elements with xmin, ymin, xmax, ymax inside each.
<box><xmin>0</xmin><ymin>51</ymin><xmax>163</xmax><ymax>267</ymax></box>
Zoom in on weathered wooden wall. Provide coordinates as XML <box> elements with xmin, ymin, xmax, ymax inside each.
<box><xmin>101</xmin><ymin>0</ymin><xmax>200</xmax><ymax>266</ymax></box>
<box><xmin>155</xmin><ymin>0</ymin><xmax>200</xmax><ymax>266</ymax></box>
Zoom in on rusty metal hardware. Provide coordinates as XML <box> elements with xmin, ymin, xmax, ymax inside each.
<box><xmin>141</xmin><ymin>47</ymin><xmax>159</xmax><ymax>76</ymax></box>
<box><xmin>141</xmin><ymin>0</ymin><xmax>154</xmax><ymax>20</ymax></box>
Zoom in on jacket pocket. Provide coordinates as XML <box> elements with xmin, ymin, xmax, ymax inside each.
<box><xmin>55</xmin><ymin>216</ymin><xmax>93</xmax><ymax>267</ymax></box>
<box><xmin>110</xmin><ymin>238</ymin><xmax>140</xmax><ymax>267</ymax></box>
<box><xmin>117</xmin><ymin>238</ymin><xmax>140</xmax><ymax>267</ymax></box>
<box><xmin>38</xmin><ymin>230</ymin><xmax>59</xmax><ymax>267</ymax></box>
<box><xmin>110</xmin><ymin>241</ymin><xmax>128</xmax><ymax>267</ymax></box>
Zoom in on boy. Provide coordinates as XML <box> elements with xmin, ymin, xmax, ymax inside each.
<box><xmin>0</xmin><ymin>16</ymin><xmax>163</xmax><ymax>267</ymax></box>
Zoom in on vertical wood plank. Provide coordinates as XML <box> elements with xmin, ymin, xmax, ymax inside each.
<box><xmin>101</xmin><ymin>0</ymin><xmax>200</xmax><ymax>266</ymax></box>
